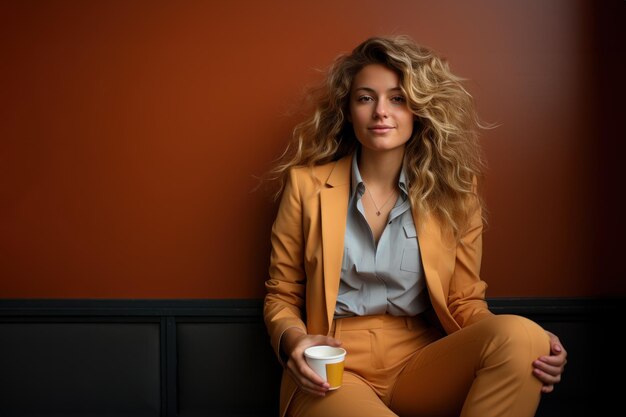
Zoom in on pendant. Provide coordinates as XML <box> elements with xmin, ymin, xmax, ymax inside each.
<box><xmin>376</xmin><ymin>211</ymin><xmax>381</xmax><ymax>216</ymax></box>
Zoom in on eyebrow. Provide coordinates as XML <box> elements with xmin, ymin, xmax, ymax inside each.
<box><xmin>353</xmin><ymin>86</ymin><xmax>403</xmax><ymax>93</ymax></box>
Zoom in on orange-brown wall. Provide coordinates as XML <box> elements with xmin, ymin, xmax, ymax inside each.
<box><xmin>1</xmin><ymin>0</ymin><xmax>623</xmax><ymax>299</ymax></box>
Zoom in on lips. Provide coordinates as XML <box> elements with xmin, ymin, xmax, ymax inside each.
<box><xmin>368</xmin><ymin>125</ymin><xmax>395</xmax><ymax>133</ymax></box>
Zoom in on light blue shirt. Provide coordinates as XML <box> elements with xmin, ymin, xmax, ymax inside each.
<box><xmin>334</xmin><ymin>156</ymin><xmax>430</xmax><ymax>317</ymax></box>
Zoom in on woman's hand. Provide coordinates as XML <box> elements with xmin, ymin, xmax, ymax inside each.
<box><xmin>533</xmin><ymin>331</ymin><xmax>568</xmax><ymax>393</ymax></box>
<box><xmin>281</xmin><ymin>328</ymin><xmax>343</xmax><ymax>396</ymax></box>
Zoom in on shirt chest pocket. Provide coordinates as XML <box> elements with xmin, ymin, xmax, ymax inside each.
<box><xmin>400</xmin><ymin>224</ymin><xmax>420</xmax><ymax>273</ymax></box>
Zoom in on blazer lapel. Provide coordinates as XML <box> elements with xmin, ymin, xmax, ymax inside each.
<box><xmin>413</xmin><ymin>207</ymin><xmax>461</xmax><ymax>333</ymax></box>
<box><xmin>320</xmin><ymin>155</ymin><xmax>352</xmax><ymax>332</ymax></box>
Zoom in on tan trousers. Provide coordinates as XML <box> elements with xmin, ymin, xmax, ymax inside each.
<box><xmin>287</xmin><ymin>313</ymin><xmax>550</xmax><ymax>417</ymax></box>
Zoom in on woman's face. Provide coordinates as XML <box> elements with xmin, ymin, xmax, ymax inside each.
<box><xmin>349</xmin><ymin>64</ymin><xmax>414</xmax><ymax>154</ymax></box>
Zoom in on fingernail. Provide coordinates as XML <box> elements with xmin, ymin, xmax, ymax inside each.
<box><xmin>555</xmin><ymin>345</ymin><xmax>562</xmax><ymax>352</ymax></box>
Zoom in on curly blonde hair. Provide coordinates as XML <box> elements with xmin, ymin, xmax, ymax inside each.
<box><xmin>266</xmin><ymin>35</ymin><xmax>489</xmax><ymax>239</ymax></box>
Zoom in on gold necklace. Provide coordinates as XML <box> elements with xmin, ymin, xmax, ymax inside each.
<box><xmin>364</xmin><ymin>183</ymin><xmax>397</xmax><ymax>216</ymax></box>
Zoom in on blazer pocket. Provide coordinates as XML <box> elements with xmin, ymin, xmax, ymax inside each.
<box><xmin>400</xmin><ymin>248</ymin><xmax>419</xmax><ymax>273</ymax></box>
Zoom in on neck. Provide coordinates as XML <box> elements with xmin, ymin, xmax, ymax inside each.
<box><xmin>358</xmin><ymin>146</ymin><xmax>405</xmax><ymax>188</ymax></box>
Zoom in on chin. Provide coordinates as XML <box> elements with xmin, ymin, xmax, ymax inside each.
<box><xmin>361</xmin><ymin>141</ymin><xmax>406</xmax><ymax>153</ymax></box>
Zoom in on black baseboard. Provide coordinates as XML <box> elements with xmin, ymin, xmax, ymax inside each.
<box><xmin>0</xmin><ymin>297</ymin><xmax>621</xmax><ymax>417</ymax></box>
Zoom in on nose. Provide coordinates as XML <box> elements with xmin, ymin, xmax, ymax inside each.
<box><xmin>373</xmin><ymin>100</ymin><xmax>388</xmax><ymax>119</ymax></box>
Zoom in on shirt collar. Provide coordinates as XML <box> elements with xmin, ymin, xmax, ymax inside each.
<box><xmin>350</xmin><ymin>153</ymin><xmax>409</xmax><ymax>197</ymax></box>
<box><xmin>398</xmin><ymin>164</ymin><xmax>409</xmax><ymax>195</ymax></box>
<box><xmin>350</xmin><ymin>154</ymin><xmax>364</xmax><ymax>198</ymax></box>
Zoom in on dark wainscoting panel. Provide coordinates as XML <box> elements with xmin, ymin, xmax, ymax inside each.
<box><xmin>177</xmin><ymin>321</ymin><xmax>281</xmax><ymax>417</ymax></box>
<box><xmin>0</xmin><ymin>297</ymin><xmax>620</xmax><ymax>417</ymax></box>
<box><xmin>0</xmin><ymin>321</ymin><xmax>161</xmax><ymax>417</ymax></box>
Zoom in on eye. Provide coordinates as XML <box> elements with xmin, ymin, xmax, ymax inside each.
<box><xmin>391</xmin><ymin>95</ymin><xmax>406</xmax><ymax>104</ymax></box>
<box><xmin>357</xmin><ymin>95</ymin><xmax>375</xmax><ymax>102</ymax></box>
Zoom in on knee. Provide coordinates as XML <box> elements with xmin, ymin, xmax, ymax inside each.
<box><xmin>480</xmin><ymin>314</ymin><xmax>550</xmax><ymax>366</ymax></box>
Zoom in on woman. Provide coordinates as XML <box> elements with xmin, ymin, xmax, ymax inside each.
<box><xmin>263</xmin><ymin>35</ymin><xmax>567</xmax><ymax>417</ymax></box>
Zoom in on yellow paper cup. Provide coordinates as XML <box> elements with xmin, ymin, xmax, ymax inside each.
<box><xmin>304</xmin><ymin>346</ymin><xmax>347</xmax><ymax>390</ymax></box>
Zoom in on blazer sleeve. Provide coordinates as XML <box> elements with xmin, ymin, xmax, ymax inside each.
<box><xmin>264</xmin><ymin>168</ymin><xmax>308</xmax><ymax>364</ymax></box>
<box><xmin>447</xmin><ymin>192</ymin><xmax>494</xmax><ymax>328</ymax></box>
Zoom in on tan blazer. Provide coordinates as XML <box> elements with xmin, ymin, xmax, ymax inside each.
<box><xmin>264</xmin><ymin>153</ymin><xmax>493</xmax><ymax>417</ymax></box>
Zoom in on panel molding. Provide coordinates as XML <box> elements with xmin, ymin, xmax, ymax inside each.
<box><xmin>0</xmin><ymin>296</ymin><xmax>615</xmax><ymax>317</ymax></box>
